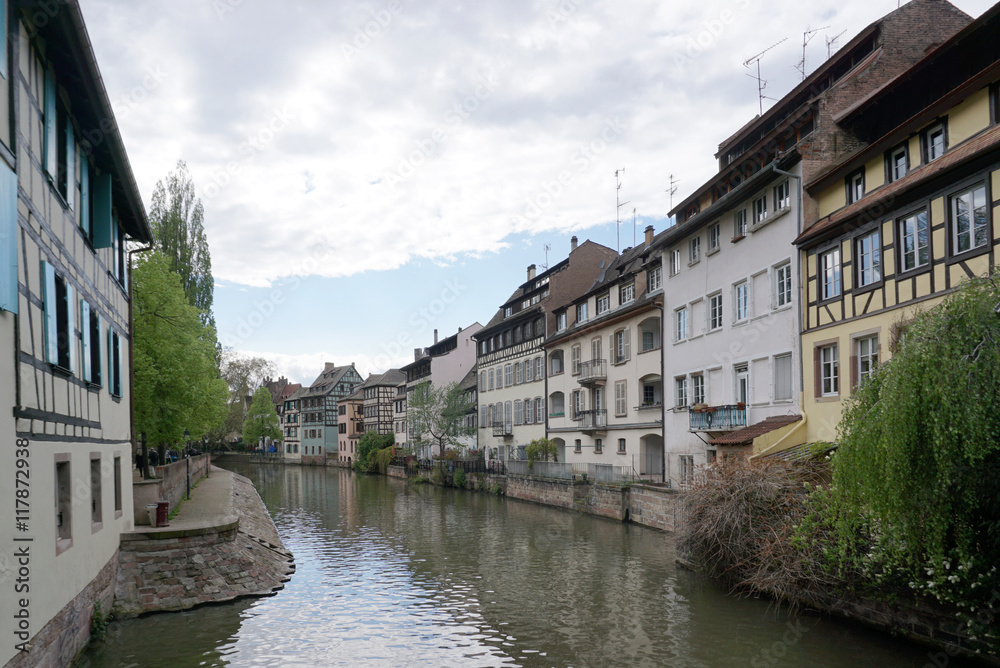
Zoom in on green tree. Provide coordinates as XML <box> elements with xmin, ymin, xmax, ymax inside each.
<box><xmin>210</xmin><ymin>350</ymin><xmax>276</xmax><ymax>444</ymax></box>
<box><xmin>354</xmin><ymin>432</ymin><xmax>395</xmax><ymax>473</ymax></box>
<box><xmin>407</xmin><ymin>382</ymin><xmax>474</xmax><ymax>458</ymax></box>
<box><xmin>526</xmin><ymin>438</ymin><xmax>559</xmax><ymax>467</ymax></box>
<box><xmin>243</xmin><ymin>386</ymin><xmax>281</xmax><ymax>448</ymax></box>
<box><xmin>829</xmin><ymin>274</ymin><xmax>1000</xmax><ymax>605</ymax></box>
<box><xmin>133</xmin><ymin>252</ymin><xmax>227</xmax><ymax>453</ymax></box>
<box><xmin>149</xmin><ymin>160</ymin><xmax>215</xmax><ymax>329</ymax></box>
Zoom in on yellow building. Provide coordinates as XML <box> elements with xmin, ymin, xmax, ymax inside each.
<box><xmin>795</xmin><ymin>4</ymin><xmax>1000</xmax><ymax>445</ymax></box>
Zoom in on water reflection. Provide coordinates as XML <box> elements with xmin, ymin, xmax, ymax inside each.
<box><xmin>81</xmin><ymin>463</ymin><xmax>972</xmax><ymax>667</ymax></box>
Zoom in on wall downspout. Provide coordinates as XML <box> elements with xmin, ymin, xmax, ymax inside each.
<box><xmin>772</xmin><ymin>161</ymin><xmax>806</xmax><ymax>431</ymax></box>
<box><xmin>128</xmin><ymin>243</ymin><xmax>154</xmax><ymax>478</ymax></box>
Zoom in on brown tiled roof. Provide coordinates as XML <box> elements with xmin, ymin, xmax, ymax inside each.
<box><xmin>709</xmin><ymin>414</ymin><xmax>802</xmax><ymax>446</ymax></box>
<box><xmin>762</xmin><ymin>441</ymin><xmax>835</xmax><ymax>462</ymax></box>
<box><xmin>796</xmin><ymin>124</ymin><xmax>1000</xmax><ymax>246</ymax></box>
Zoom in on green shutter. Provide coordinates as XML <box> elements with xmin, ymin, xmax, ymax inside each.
<box><xmin>65</xmin><ymin>281</ymin><xmax>76</xmax><ymax>375</ymax></box>
<box><xmin>41</xmin><ymin>260</ymin><xmax>57</xmax><ymax>364</ymax></box>
<box><xmin>0</xmin><ymin>161</ymin><xmax>17</xmax><ymax>313</ymax></box>
<box><xmin>65</xmin><ymin>122</ymin><xmax>75</xmax><ymax>210</ymax></box>
<box><xmin>80</xmin><ymin>157</ymin><xmax>90</xmax><ymax>238</ymax></box>
<box><xmin>107</xmin><ymin>325</ymin><xmax>113</xmax><ymax>394</ymax></box>
<box><xmin>92</xmin><ymin>173</ymin><xmax>113</xmax><ymax>248</ymax></box>
<box><xmin>80</xmin><ymin>299</ymin><xmax>90</xmax><ymax>382</ymax></box>
<box><xmin>96</xmin><ymin>313</ymin><xmax>104</xmax><ymax>388</ymax></box>
<box><xmin>43</xmin><ymin>69</ymin><xmax>56</xmax><ymax>177</ymax></box>
<box><xmin>118</xmin><ymin>335</ymin><xmax>125</xmax><ymax>397</ymax></box>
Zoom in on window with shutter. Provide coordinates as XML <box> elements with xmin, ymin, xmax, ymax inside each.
<box><xmin>0</xmin><ymin>162</ymin><xmax>17</xmax><ymax>313</ymax></box>
<box><xmin>615</xmin><ymin>380</ymin><xmax>626</xmax><ymax>416</ymax></box>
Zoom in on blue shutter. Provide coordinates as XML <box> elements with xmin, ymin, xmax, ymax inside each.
<box><xmin>80</xmin><ymin>157</ymin><xmax>90</xmax><ymax>238</ymax></box>
<box><xmin>96</xmin><ymin>313</ymin><xmax>104</xmax><ymax>388</ymax></box>
<box><xmin>92</xmin><ymin>173</ymin><xmax>113</xmax><ymax>248</ymax></box>
<box><xmin>0</xmin><ymin>0</ymin><xmax>7</xmax><ymax>79</ymax></box>
<box><xmin>41</xmin><ymin>260</ymin><xmax>58</xmax><ymax>364</ymax></box>
<box><xmin>65</xmin><ymin>122</ymin><xmax>75</xmax><ymax>210</ymax></box>
<box><xmin>118</xmin><ymin>335</ymin><xmax>125</xmax><ymax>397</ymax></box>
<box><xmin>44</xmin><ymin>70</ymin><xmax>56</xmax><ymax>177</ymax></box>
<box><xmin>107</xmin><ymin>325</ymin><xmax>113</xmax><ymax>395</ymax></box>
<box><xmin>65</xmin><ymin>282</ymin><xmax>76</xmax><ymax>375</ymax></box>
<box><xmin>80</xmin><ymin>299</ymin><xmax>91</xmax><ymax>383</ymax></box>
<box><xmin>0</xmin><ymin>161</ymin><xmax>17</xmax><ymax>313</ymax></box>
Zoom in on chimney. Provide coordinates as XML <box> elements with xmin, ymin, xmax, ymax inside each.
<box><xmin>434</xmin><ymin>329</ymin><xmax>439</xmax><ymax>344</ymax></box>
<box><xmin>571</xmin><ymin>236</ymin><xmax>578</xmax><ymax>251</ymax></box>
<box><xmin>527</xmin><ymin>264</ymin><xmax>536</xmax><ymax>281</ymax></box>
<box><xmin>645</xmin><ymin>225</ymin><xmax>654</xmax><ymax>246</ymax></box>
<box><xmin>414</xmin><ymin>348</ymin><xmax>422</xmax><ymax>362</ymax></box>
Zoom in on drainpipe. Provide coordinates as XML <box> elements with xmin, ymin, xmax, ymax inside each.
<box><xmin>771</xmin><ymin>162</ymin><xmax>805</xmax><ymax>421</ymax></box>
<box><xmin>128</xmin><ymin>243</ymin><xmax>154</xmax><ymax>478</ymax></box>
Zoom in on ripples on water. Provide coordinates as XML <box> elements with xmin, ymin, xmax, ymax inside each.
<box><xmin>80</xmin><ymin>464</ymin><xmax>968</xmax><ymax>667</ymax></box>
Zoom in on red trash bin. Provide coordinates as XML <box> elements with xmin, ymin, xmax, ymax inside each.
<box><xmin>156</xmin><ymin>502</ymin><xmax>169</xmax><ymax>527</ymax></box>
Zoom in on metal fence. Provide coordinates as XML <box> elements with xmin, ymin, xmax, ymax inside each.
<box><xmin>505</xmin><ymin>460</ymin><xmax>634</xmax><ymax>483</ymax></box>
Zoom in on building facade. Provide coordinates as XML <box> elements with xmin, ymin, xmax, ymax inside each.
<box><xmin>338</xmin><ymin>389</ymin><xmax>364</xmax><ymax>466</ymax></box>
<box><xmin>281</xmin><ymin>385</ymin><xmax>303</xmax><ymax>462</ymax></box>
<box><xmin>474</xmin><ymin>238</ymin><xmax>618</xmax><ymax>464</ymax></box>
<box><xmin>300</xmin><ymin>362</ymin><xmax>363</xmax><ymax>462</ymax></box>
<box><xmin>0</xmin><ymin>3</ymin><xmax>153</xmax><ymax>664</ymax></box>
<box><xmin>360</xmin><ymin>369</ymin><xmax>405</xmax><ymax>436</ymax></box>
<box><xmin>546</xmin><ymin>227</ymin><xmax>665</xmax><ymax>478</ymax></box>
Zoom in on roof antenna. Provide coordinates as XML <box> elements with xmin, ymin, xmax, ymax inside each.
<box><xmin>744</xmin><ymin>37</ymin><xmax>788</xmax><ymax>116</ymax></box>
<box><xmin>826</xmin><ymin>30</ymin><xmax>846</xmax><ymax>59</ymax></box>
<box><xmin>615</xmin><ymin>168</ymin><xmax>629</xmax><ymax>253</ymax></box>
<box><xmin>632</xmin><ymin>207</ymin><xmax>637</xmax><ymax>247</ymax></box>
<box><xmin>540</xmin><ymin>243</ymin><xmax>551</xmax><ymax>271</ymax></box>
<box><xmin>796</xmin><ymin>25</ymin><xmax>829</xmax><ymax>81</ymax></box>
<box><xmin>666</xmin><ymin>174</ymin><xmax>680</xmax><ymax>216</ymax></box>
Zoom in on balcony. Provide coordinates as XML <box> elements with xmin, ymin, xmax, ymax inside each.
<box><xmin>688</xmin><ymin>404</ymin><xmax>747</xmax><ymax>432</ymax></box>
<box><xmin>578</xmin><ymin>360</ymin><xmax>607</xmax><ymax>386</ymax></box>
<box><xmin>492</xmin><ymin>422</ymin><xmax>513</xmax><ymax>438</ymax></box>
<box><xmin>577</xmin><ymin>409</ymin><xmax>607</xmax><ymax>433</ymax></box>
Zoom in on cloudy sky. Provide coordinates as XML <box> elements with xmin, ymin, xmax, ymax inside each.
<box><xmin>79</xmin><ymin>0</ymin><xmax>993</xmax><ymax>385</ymax></box>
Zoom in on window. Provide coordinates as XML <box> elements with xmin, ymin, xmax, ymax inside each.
<box><xmin>488</xmin><ymin>368</ymin><xmax>494</xmax><ymax>390</ymax></box>
<box><xmin>480</xmin><ymin>405</ymin><xmax>488</xmax><ymax>425</ymax></box>
<box><xmin>774</xmin><ymin>353</ymin><xmax>792</xmax><ymax>401</ymax></box>
<box><xmin>56</xmin><ymin>459</ymin><xmax>71</xmax><ymax>545</ymax></box>
<box><xmin>709</xmin><ymin>293</ymin><xmax>723</xmax><ymax>331</ymax></box>
<box><xmin>774</xmin><ymin>180</ymin><xmax>790</xmax><ymax>210</ymax></box>
<box><xmin>574</xmin><ymin>439</ymin><xmax>582</xmax><ymax>453</ymax></box>
<box><xmin>556</xmin><ymin>311</ymin><xmax>567</xmax><ymax>331</ymax></box>
<box><xmin>679</xmin><ymin>455</ymin><xmax>694</xmax><ymax>487</ymax></box>
<box><xmin>496</xmin><ymin>366</ymin><xmax>504</xmax><ymax>389</ymax></box>
<box><xmin>571</xmin><ymin>345</ymin><xmax>581</xmax><ymax>374</ymax></box>
<box><xmin>734</xmin><ymin>281</ymin><xmax>749</xmax><ymax>322</ymax></box>
<box><xmin>613</xmin><ymin>328</ymin><xmax>630</xmax><ymax>363</ymax></box>
<box><xmin>856</xmin><ymin>336</ymin><xmax>879</xmax><ymax>388</ymax></box>
<box><xmin>91</xmin><ymin>456</ymin><xmax>102</xmax><ymax>526</ymax></box>
<box><xmin>899</xmin><ymin>210</ymin><xmax>930</xmax><ymax>272</ymax></box>
<box><xmin>339</xmin><ymin>423</ymin><xmax>346</xmax><ymax>434</ymax></box>
<box><xmin>535</xmin><ymin>357</ymin><xmax>543</xmax><ymax>379</ymax></box>
<box><xmin>525</xmin><ymin>398</ymin><xmax>534</xmax><ymax>424</ymax></box>
<box><xmin>618</xmin><ymin>438</ymin><xmax>626</xmax><ymax>453</ymax></box>
<box><xmin>647</xmin><ymin>266</ymin><xmax>661</xmax><ymax>292</ymax></box>
<box><xmin>591</xmin><ymin>337</ymin><xmax>602</xmax><ymax>361</ymax></box>
<box><xmin>950</xmin><ymin>184</ymin><xmax>988</xmax><ymax>254</ymax></box>
<box><xmin>594</xmin><ymin>438</ymin><xmax>603</xmax><ymax>454</ymax></box>
<box><xmin>620</xmin><ymin>282</ymin><xmax>635</xmax><ymax>304</ymax></box>
<box><xmin>856</xmin><ymin>231</ymin><xmax>881</xmax><ymax>287</ymax></box>
<box><xmin>846</xmin><ymin>170</ymin><xmax>864</xmax><ymax>204</ymax></box>
<box><xmin>752</xmin><ymin>194</ymin><xmax>767</xmax><ymax>223</ymax></box>
<box><xmin>525</xmin><ymin>359</ymin><xmax>534</xmax><ymax>383</ymax></box>
<box><xmin>114</xmin><ymin>455</ymin><xmax>122</xmax><ymax>515</ymax></box>
<box><xmin>504</xmin><ymin>306</ymin><xmax>512</xmax><ymax>318</ymax></box>
<box><xmin>479</xmin><ymin>372</ymin><xmax>486</xmax><ymax>392</ymax></box>
<box><xmin>675</xmin><ymin>377</ymin><xmax>688</xmax><ymax>408</ymax></box>
<box><xmin>515</xmin><ymin>361</ymin><xmax>523</xmax><ymax>384</ymax></box>
<box><xmin>614</xmin><ymin>380</ymin><xmax>627</xmax><ymax>416</ymax></box>
<box><xmin>888</xmin><ymin>145</ymin><xmax>907</xmax><ymax>182</ymax></box>
<box><xmin>820</xmin><ymin>344</ymin><xmax>839</xmax><ymax>397</ymax></box>
<box><xmin>734</xmin><ymin>208</ymin><xmax>747</xmax><ymax>239</ymax></box>
<box><xmin>514</xmin><ymin>400</ymin><xmax>523</xmax><ymax>425</ymax></box>
<box><xmin>572</xmin><ymin>390</ymin><xmax>584</xmax><ymax>419</ymax></box>
<box><xmin>691</xmin><ymin>374</ymin><xmax>705</xmax><ymax>405</ymax></box>
<box><xmin>550</xmin><ymin>351</ymin><xmax>563</xmax><ymax>375</ymax></box>
<box><xmin>41</xmin><ymin>262</ymin><xmax>75</xmax><ymax>373</ymax></box>
<box><xmin>708</xmin><ymin>223</ymin><xmax>720</xmax><ymax>252</ymax></box>
<box><xmin>597</xmin><ymin>293</ymin><xmax>610</xmax><ymax>314</ymax></box>
<box><xmin>670</xmin><ymin>249</ymin><xmax>681</xmax><ymax>276</ymax></box>
<box><xmin>926</xmin><ymin>123</ymin><xmax>945</xmax><ymax>161</ymax></box>
<box><xmin>689</xmin><ymin>236</ymin><xmax>701</xmax><ymax>263</ymax></box>
<box><xmin>504</xmin><ymin>402</ymin><xmax>512</xmax><ymax>430</ymax></box>
<box><xmin>535</xmin><ymin>397</ymin><xmax>543</xmax><ymax>422</ymax></box>
<box><xmin>80</xmin><ymin>301</ymin><xmax>103</xmax><ymax>386</ymax></box>
<box><xmin>576</xmin><ymin>302</ymin><xmax>588</xmax><ymax>323</ymax></box>
<box><xmin>820</xmin><ymin>248</ymin><xmax>842</xmax><ymax>300</ymax></box>
<box><xmin>641</xmin><ymin>328</ymin><xmax>657</xmax><ymax>352</ymax></box>
<box><xmin>675</xmin><ymin>307</ymin><xmax>688</xmax><ymax>341</ymax></box>
<box><xmin>514</xmin><ymin>326</ymin><xmax>522</xmax><ymax>343</ymax></box>
<box><xmin>770</xmin><ymin>263</ymin><xmax>792</xmax><ymax>309</ymax></box>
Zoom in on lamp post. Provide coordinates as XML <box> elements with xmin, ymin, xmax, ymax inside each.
<box><xmin>184</xmin><ymin>428</ymin><xmax>191</xmax><ymax>500</ymax></box>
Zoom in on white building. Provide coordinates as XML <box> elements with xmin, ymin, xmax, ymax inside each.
<box><xmin>545</xmin><ymin>227</ymin><xmax>665</xmax><ymax>478</ymax></box>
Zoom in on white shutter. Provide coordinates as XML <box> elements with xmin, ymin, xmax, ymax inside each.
<box><xmin>624</xmin><ymin>328</ymin><xmax>631</xmax><ymax>361</ymax></box>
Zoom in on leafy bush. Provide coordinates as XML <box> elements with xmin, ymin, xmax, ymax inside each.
<box><xmin>453</xmin><ymin>468</ymin><xmax>467</xmax><ymax>488</ymax></box>
<box><xmin>431</xmin><ymin>466</ymin><xmax>445</xmax><ymax>485</ymax></box>
<box><xmin>526</xmin><ymin>438</ymin><xmax>558</xmax><ymax>467</ymax></box>
<box><xmin>353</xmin><ymin>432</ymin><xmax>394</xmax><ymax>474</ymax></box>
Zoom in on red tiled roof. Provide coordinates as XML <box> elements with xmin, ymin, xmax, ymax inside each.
<box><xmin>709</xmin><ymin>414</ymin><xmax>802</xmax><ymax>446</ymax></box>
<box><xmin>797</xmin><ymin>124</ymin><xmax>1000</xmax><ymax>246</ymax></box>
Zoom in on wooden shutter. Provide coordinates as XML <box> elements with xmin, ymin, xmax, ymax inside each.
<box><xmin>96</xmin><ymin>313</ymin><xmax>104</xmax><ymax>387</ymax></box>
<box><xmin>41</xmin><ymin>261</ymin><xmax>58</xmax><ymax>364</ymax></box>
<box><xmin>80</xmin><ymin>299</ymin><xmax>91</xmax><ymax>383</ymax></box>
<box><xmin>0</xmin><ymin>162</ymin><xmax>17</xmax><ymax>313</ymax></box>
<box><xmin>80</xmin><ymin>157</ymin><xmax>90</xmax><ymax>238</ymax></box>
<box><xmin>65</xmin><ymin>122</ymin><xmax>75</xmax><ymax>210</ymax></box>
<box><xmin>624</xmin><ymin>328</ymin><xmax>631</xmax><ymax>361</ymax></box>
<box><xmin>44</xmin><ymin>70</ymin><xmax>57</xmax><ymax>176</ymax></box>
<box><xmin>813</xmin><ymin>347</ymin><xmax>822</xmax><ymax>398</ymax></box>
<box><xmin>65</xmin><ymin>282</ymin><xmax>75</xmax><ymax>375</ymax></box>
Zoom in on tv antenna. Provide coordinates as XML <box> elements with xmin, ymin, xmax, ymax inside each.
<box><xmin>541</xmin><ymin>243</ymin><xmax>551</xmax><ymax>271</ymax></box>
<box><xmin>796</xmin><ymin>25</ymin><xmax>829</xmax><ymax>80</ymax></box>
<box><xmin>666</xmin><ymin>174</ymin><xmax>680</xmax><ymax>213</ymax></box>
<box><xmin>744</xmin><ymin>37</ymin><xmax>788</xmax><ymax>116</ymax></box>
<box><xmin>615</xmin><ymin>168</ymin><xmax>629</xmax><ymax>253</ymax></box>
<box><xmin>632</xmin><ymin>207</ymin><xmax>637</xmax><ymax>247</ymax></box>
<box><xmin>826</xmin><ymin>30</ymin><xmax>846</xmax><ymax>59</ymax></box>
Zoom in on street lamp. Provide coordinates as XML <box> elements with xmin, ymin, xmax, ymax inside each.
<box><xmin>184</xmin><ymin>428</ymin><xmax>191</xmax><ymax>500</ymax></box>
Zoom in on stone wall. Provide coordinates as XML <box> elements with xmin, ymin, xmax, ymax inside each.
<box><xmin>133</xmin><ymin>455</ymin><xmax>211</xmax><ymax>526</ymax></box>
<box><xmin>628</xmin><ymin>484</ymin><xmax>683</xmax><ymax>532</ymax></box>
<box><xmin>386</xmin><ymin>465</ymin><xmax>406</xmax><ymax>479</ymax></box>
<box><xmin>505</xmin><ymin>475</ymin><xmax>579</xmax><ymax>510</ymax></box>
<box><xmin>4</xmin><ymin>552</ymin><xmax>116</xmax><ymax>668</ymax></box>
<box><xmin>113</xmin><ymin>474</ymin><xmax>293</xmax><ymax>619</ymax></box>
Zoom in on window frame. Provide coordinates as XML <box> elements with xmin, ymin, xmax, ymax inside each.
<box><xmin>819</xmin><ymin>343</ymin><xmax>839</xmax><ymax>398</ymax></box>
<box><xmin>752</xmin><ymin>194</ymin><xmax>767</xmax><ymax>224</ymax></box>
<box><xmin>897</xmin><ymin>209</ymin><xmax>931</xmax><ymax>275</ymax></box>
<box><xmin>674</xmin><ymin>307</ymin><xmax>688</xmax><ymax>342</ymax></box>
<box><xmin>948</xmin><ymin>182</ymin><xmax>989</xmax><ymax>258</ymax></box>
<box><xmin>708</xmin><ymin>223</ymin><xmax>721</xmax><ymax>252</ymax></box>
<box><xmin>854</xmin><ymin>335</ymin><xmax>879</xmax><ymax>389</ymax></box>
<box><xmin>674</xmin><ymin>377</ymin><xmax>688</xmax><ymax>408</ymax></box>
<box><xmin>646</xmin><ymin>266</ymin><xmax>662</xmax><ymax>293</ymax></box>
<box><xmin>846</xmin><ymin>169</ymin><xmax>864</xmax><ymax>205</ymax></box>
<box><xmin>709</xmin><ymin>292</ymin><xmax>723</xmax><ymax>331</ymax></box>
<box><xmin>819</xmin><ymin>247</ymin><xmax>842</xmax><ymax>301</ymax></box>
<box><xmin>774</xmin><ymin>262</ymin><xmax>792</xmax><ymax>309</ymax></box>
<box><xmin>669</xmin><ymin>249</ymin><xmax>681</xmax><ymax>276</ymax></box>
<box><xmin>620</xmin><ymin>282</ymin><xmax>635</xmax><ymax>305</ymax></box>
<box><xmin>733</xmin><ymin>208</ymin><xmax>747</xmax><ymax>240</ymax></box>
<box><xmin>734</xmin><ymin>281</ymin><xmax>749</xmax><ymax>322</ymax></box>
<box><xmin>689</xmin><ymin>236</ymin><xmax>701</xmax><ymax>264</ymax></box>
<box><xmin>924</xmin><ymin>122</ymin><xmax>947</xmax><ymax>162</ymax></box>
<box><xmin>854</xmin><ymin>229</ymin><xmax>882</xmax><ymax>289</ymax></box>
<box><xmin>773</xmin><ymin>180</ymin><xmax>790</xmax><ymax>211</ymax></box>
<box><xmin>596</xmin><ymin>293</ymin><xmax>610</xmax><ymax>314</ymax></box>
<box><xmin>887</xmin><ymin>144</ymin><xmax>908</xmax><ymax>183</ymax></box>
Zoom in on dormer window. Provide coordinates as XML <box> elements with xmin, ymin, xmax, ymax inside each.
<box><xmin>846</xmin><ymin>170</ymin><xmax>864</xmax><ymax>204</ymax></box>
<box><xmin>888</xmin><ymin>144</ymin><xmax>907</xmax><ymax>182</ymax></box>
<box><xmin>925</xmin><ymin>123</ymin><xmax>946</xmax><ymax>161</ymax></box>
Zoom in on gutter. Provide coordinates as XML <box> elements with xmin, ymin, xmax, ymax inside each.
<box><xmin>772</xmin><ymin>161</ymin><xmax>806</xmax><ymax>411</ymax></box>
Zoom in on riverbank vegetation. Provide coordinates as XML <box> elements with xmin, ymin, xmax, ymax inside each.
<box><xmin>681</xmin><ymin>275</ymin><xmax>1000</xmax><ymax>654</ymax></box>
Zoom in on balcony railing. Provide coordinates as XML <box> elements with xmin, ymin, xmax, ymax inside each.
<box><xmin>635</xmin><ymin>402</ymin><xmax>662</xmax><ymax>412</ymax></box>
<box><xmin>577</xmin><ymin>409</ymin><xmax>607</xmax><ymax>432</ymax></box>
<box><xmin>578</xmin><ymin>359</ymin><xmax>607</xmax><ymax>385</ymax></box>
<box><xmin>688</xmin><ymin>404</ymin><xmax>747</xmax><ymax>431</ymax></box>
<box><xmin>492</xmin><ymin>422</ymin><xmax>513</xmax><ymax>438</ymax></box>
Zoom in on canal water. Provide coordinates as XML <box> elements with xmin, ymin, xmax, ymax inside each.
<box><xmin>80</xmin><ymin>463</ymin><xmax>959</xmax><ymax>667</ymax></box>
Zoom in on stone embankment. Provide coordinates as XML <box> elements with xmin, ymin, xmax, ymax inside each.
<box><xmin>112</xmin><ymin>468</ymin><xmax>294</xmax><ymax>618</ymax></box>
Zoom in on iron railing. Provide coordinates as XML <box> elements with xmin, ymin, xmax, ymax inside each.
<box><xmin>492</xmin><ymin>421</ymin><xmax>513</xmax><ymax>437</ymax></box>
<box><xmin>578</xmin><ymin>359</ymin><xmax>607</xmax><ymax>384</ymax></box>
<box><xmin>688</xmin><ymin>404</ymin><xmax>747</xmax><ymax>431</ymax></box>
<box><xmin>577</xmin><ymin>409</ymin><xmax>607</xmax><ymax>431</ymax></box>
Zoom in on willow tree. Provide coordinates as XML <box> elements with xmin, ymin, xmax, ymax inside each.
<box><xmin>133</xmin><ymin>252</ymin><xmax>228</xmax><ymax>457</ymax></box>
<box><xmin>149</xmin><ymin>160</ymin><xmax>215</xmax><ymax>329</ymax></box>
<box><xmin>830</xmin><ymin>274</ymin><xmax>1000</xmax><ymax>610</ymax></box>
